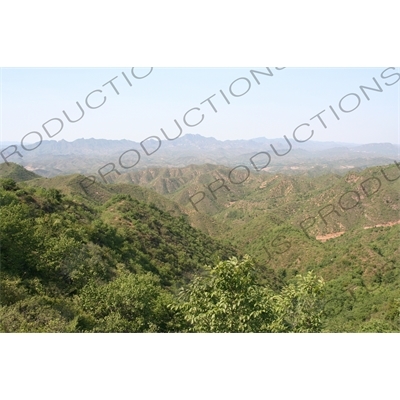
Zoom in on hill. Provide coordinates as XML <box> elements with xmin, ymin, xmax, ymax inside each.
<box><xmin>101</xmin><ymin>162</ymin><xmax>400</xmax><ymax>332</ymax></box>
<box><xmin>0</xmin><ymin>176</ymin><xmax>239</xmax><ymax>332</ymax></box>
<box><xmin>0</xmin><ymin>162</ymin><xmax>41</xmax><ymax>181</ymax></box>
<box><xmin>102</xmin><ymin>163</ymin><xmax>400</xmax><ymax>237</ymax></box>
<box><xmin>1</xmin><ymin>163</ymin><xmax>399</xmax><ymax>332</ymax></box>
<box><xmin>26</xmin><ymin>171</ymin><xmax>224</xmax><ymax>237</ymax></box>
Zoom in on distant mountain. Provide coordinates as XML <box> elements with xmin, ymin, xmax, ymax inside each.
<box><xmin>1</xmin><ymin>134</ymin><xmax>399</xmax><ymax>177</ymax></box>
<box><xmin>351</xmin><ymin>143</ymin><xmax>400</xmax><ymax>157</ymax></box>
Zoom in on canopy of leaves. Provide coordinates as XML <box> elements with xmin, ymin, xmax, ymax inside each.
<box><xmin>172</xmin><ymin>256</ymin><xmax>325</xmax><ymax>332</ymax></box>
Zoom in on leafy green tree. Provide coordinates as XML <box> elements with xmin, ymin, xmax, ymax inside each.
<box><xmin>0</xmin><ymin>203</ymin><xmax>38</xmax><ymax>276</ymax></box>
<box><xmin>0</xmin><ymin>178</ymin><xmax>17</xmax><ymax>191</ymax></box>
<box><xmin>359</xmin><ymin>319</ymin><xmax>397</xmax><ymax>333</ymax></box>
<box><xmin>0</xmin><ymin>295</ymin><xmax>77</xmax><ymax>333</ymax></box>
<box><xmin>172</xmin><ymin>256</ymin><xmax>325</xmax><ymax>333</ymax></box>
<box><xmin>0</xmin><ymin>275</ymin><xmax>29</xmax><ymax>306</ymax></box>
<box><xmin>78</xmin><ymin>272</ymin><xmax>176</xmax><ymax>332</ymax></box>
<box><xmin>270</xmin><ymin>271</ymin><xmax>325</xmax><ymax>332</ymax></box>
<box><xmin>171</xmin><ymin>256</ymin><xmax>275</xmax><ymax>332</ymax></box>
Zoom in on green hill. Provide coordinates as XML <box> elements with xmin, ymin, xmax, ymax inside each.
<box><xmin>1</xmin><ymin>163</ymin><xmax>399</xmax><ymax>332</ymax></box>
<box><xmin>0</xmin><ymin>162</ymin><xmax>41</xmax><ymax>181</ymax></box>
<box><xmin>106</xmin><ymin>163</ymin><xmax>400</xmax><ymax>332</ymax></box>
<box><xmin>0</xmin><ymin>176</ymin><xmax>238</xmax><ymax>332</ymax></box>
<box><xmin>26</xmin><ymin>172</ymin><xmax>225</xmax><ymax>237</ymax></box>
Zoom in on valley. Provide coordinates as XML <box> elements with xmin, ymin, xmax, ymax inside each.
<box><xmin>1</xmin><ymin>135</ymin><xmax>399</xmax><ymax>332</ymax></box>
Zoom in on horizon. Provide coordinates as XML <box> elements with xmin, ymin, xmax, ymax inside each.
<box><xmin>2</xmin><ymin>132</ymin><xmax>399</xmax><ymax>147</ymax></box>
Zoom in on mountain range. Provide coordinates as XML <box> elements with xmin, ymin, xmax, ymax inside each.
<box><xmin>2</xmin><ymin>134</ymin><xmax>399</xmax><ymax>178</ymax></box>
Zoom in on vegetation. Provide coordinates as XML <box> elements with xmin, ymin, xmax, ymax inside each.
<box><xmin>172</xmin><ymin>256</ymin><xmax>325</xmax><ymax>333</ymax></box>
<box><xmin>1</xmin><ymin>161</ymin><xmax>399</xmax><ymax>332</ymax></box>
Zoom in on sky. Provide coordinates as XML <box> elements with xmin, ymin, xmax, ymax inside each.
<box><xmin>1</xmin><ymin>67</ymin><xmax>399</xmax><ymax>145</ymax></box>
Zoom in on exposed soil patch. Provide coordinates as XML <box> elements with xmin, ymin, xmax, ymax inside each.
<box><xmin>316</xmin><ymin>220</ymin><xmax>400</xmax><ymax>242</ymax></box>
<box><xmin>363</xmin><ymin>220</ymin><xmax>400</xmax><ymax>229</ymax></box>
<box><xmin>316</xmin><ymin>231</ymin><xmax>345</xmax><ymax>242</ymax></box>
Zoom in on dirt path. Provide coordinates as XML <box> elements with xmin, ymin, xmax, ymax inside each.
<box><xmin>316</xmin><ymin>232</ymin><xmax>345</xmax><ymax>242</ymax></box>
<box><xmin>316</xmin><ymin>220</ymin><xmax>400</xmax><ymax>242</ymax></box>
<box><xmin>363</xmin><ymin>220</ymin><xmax>400</xmax><ymax>230</ymax></box>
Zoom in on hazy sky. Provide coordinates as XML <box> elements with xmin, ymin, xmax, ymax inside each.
<box><xmin>1</xmin><ymin>67</ymin><xmax>399</xmax><ymax>145</ymax></box>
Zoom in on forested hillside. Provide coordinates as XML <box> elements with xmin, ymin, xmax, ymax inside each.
<box><xmin>0</xmin><ymin>163</ymin><xmax>399</xmax><ymax>332</ymax></box>
<box><xmin>0</xmin><ymin>173</ymin><xmax>315</xmax><ymax>332</ymax></box>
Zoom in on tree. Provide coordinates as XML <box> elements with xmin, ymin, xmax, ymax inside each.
<box><xmin>172</xmin><ymin>256</ymin><xmax>325</xmax><ymax>333</ymax></box>
<box><xmin>0</xmin><ymin>178</ymin><xmax>17</xmax><ymax>191</ymax></box>
<box><xmin>78</xmin><ymin>272</ymin><xmax>176</xmax><ymax>332</ymax></box>
<box><xmin>0</xmin><ymin>203</ymin><xmax>38</xmax><ymax>276</ymax></box>
<box><xmin>270</xmin><ymin>271</ymin><xmax>325</xmax><ymax>332</ymax></box>
<box><xmin>171</xmin><ymin>256</ymin><xmax>275</xmax><ymax>332</ymax></box>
